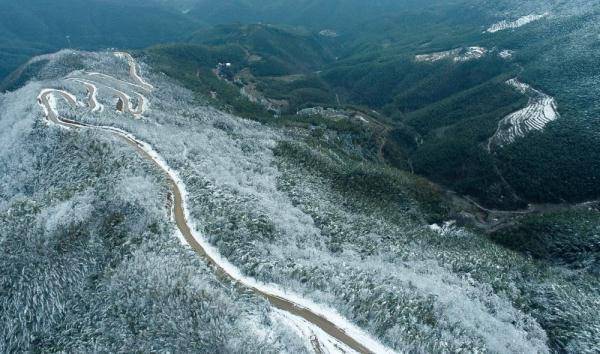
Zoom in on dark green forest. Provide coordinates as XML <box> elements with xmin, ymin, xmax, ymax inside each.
<box><xmin>0</xmin><ymin>0</ymin><xmax>198</xmax><ymax>82</ymax></box>
<box><xmin>139</xmin><ymin>4</ymin><xmax>600</xmax><ymax>211</ymax></box>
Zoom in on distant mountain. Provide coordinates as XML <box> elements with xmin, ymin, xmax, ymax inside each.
<box><xmin>0</xmin><ymin>0</ymin><xmax>199</xmax><ymax>84</ymax></box>
<box><xmin>185</xmin><ymin>0</ymin><xmax>458</xmax><ymax>29</ymax></box>
<box><xmin>190</xmin><ymin>24</ymin><xmax>334</xmax><ymax>75</ymax></box>
<box><xmin>181</xmin><ymin>0</ymin><xmax>562</xmax><ymax>30</ymax></box>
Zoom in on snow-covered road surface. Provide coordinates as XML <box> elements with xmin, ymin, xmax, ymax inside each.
<box><xmin>114</xmin><ymin>51</ymin><xmax>154</xmax><ymax>91</ymax></box>
<box><xmin>68</xmin><ymin>75</ymin><xmax>147</xmax><ymax>117</ymax></box>
<box><xmin>67</xmin><ymin>79</ymin><xmax>103</xmax><ymax>112</ymax></box>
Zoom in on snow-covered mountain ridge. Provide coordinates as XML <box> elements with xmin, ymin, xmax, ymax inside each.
<box><xmin>2</xmin><ymin>49</ymin><xmax>584</xmax><ymax>353</ymax></box>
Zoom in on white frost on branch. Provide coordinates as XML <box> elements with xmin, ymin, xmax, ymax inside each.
<box><xmin>499</xmin><ymin>49</ymin><xmax>514</xmax><ymax>59</ymax></box>
<box><xmin>271</xmin><ymin>309</ymin><xmax>357</xmax><ymax>354</ymax></box>
<box><xmin>4</xmin><ymin>49</ymin><xmax>571</xmax><ymax>353</ymax></box>
<box><xmin>37</xmin><ymin>190</ymin><xmax>94</xmax><ymax>233</ymax></box>
<box><xmin>34</xmin><ymin>54</ymin><xmax>395</xmax><ymax>354</ymax></box>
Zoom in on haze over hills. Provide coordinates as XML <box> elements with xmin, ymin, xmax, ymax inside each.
<box><xmin>1</xmin><ymin>1</ymin><xmax>599</xmax><ymax>353</ymax></box>
<box><xmin>0</xmin><ymin>0</ymin><xmax>198</xmax><ymax>81</ymax></box>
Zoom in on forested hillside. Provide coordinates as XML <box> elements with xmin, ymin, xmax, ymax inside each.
<box><xmin>1</xmin><ymin>1</ymin><xmax>599</xmax><ymax>353</ymax></box>
<box><xmin>2</xmin><ymin>44</ymin><xmax>598</xmax><ymax>354</ymax></box>
<box><xmin>146</xmin><ymin>0</ymin><xmax>600</xmax><ymax>210</ymax></box>
<box><xmin>0</xmin><ymin>0</ymin><xmax>198</xmax><ymax>83</ymax></box>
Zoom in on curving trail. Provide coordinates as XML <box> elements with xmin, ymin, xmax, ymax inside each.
<box><xmin>114</xmin><ymin>52</ymin><xmax>154</xmax><ymax>91</ymax></box>
<box><xmin>67</xmin><ymin>79</ymin><xmax>103</xmax><ymax>112</ymax></box>
<box><xmin>68</xmin><ymin>77</ymin><xmax>146</xmax><ymax>118</ymax></box>
<box><xmin>129</xmin><ymin>92</ymin><xmax>147</xmax><ymax>117</ymax></box>
<box><xmin>38</xmin><ymin>52</ymin><xmax>393</xmax><ymax>354</ymax></box>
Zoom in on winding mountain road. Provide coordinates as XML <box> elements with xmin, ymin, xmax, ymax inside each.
<box><xmin>114</xmin><ymin>51</ymin><xmax>154</xmax><ymax>91</ymax></box>
<box><xmin>67</xmin><ymin>77</ymin><xmax>145</xmax><ymax>117</ymax></box>
<box><xmin>66</xmin><ymin>79</ymin><xmax>103</xmax><ymax>112</ymax></box>
<box><xmin>37</xmin><ymin>52</ymin><xmax>392</xmax><ymax>354</ymax></box>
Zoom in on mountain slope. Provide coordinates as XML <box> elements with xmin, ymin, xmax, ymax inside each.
<box><xmin>190</xmin><ymin>24</ymin><xmax>334</xmax><ymax>75</ymax></box>
<box><xmin>0</xmin><ymin>52</ymin><xmax>593</xmax><ymax>351</ymax></box>
<box><xmin>2</xmin><ymin>1</ymin><xmax>600</xmax><ymax>352</ymax></box>
<box><xmin>2</xmin><ymin>47</ymin><xmax>598</xmax><ymax>353</ymax></box>
<box><xmin>0</xmin><ymin>0</ymin><xmax>198</xmax><ymax>83</ymax></box>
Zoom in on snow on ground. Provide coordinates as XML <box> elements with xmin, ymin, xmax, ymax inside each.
<box><xmin>70</xmin><ymin>76</ymin><xmax>146</xmax><ymax>117</ymax></box>
<box><xmin>29</xmin><ymin>50</ymin><xmax>558</xmax><ymax>353</ymax></box>
<box><xmin>489</xmin><ymin>78</ymin><xmax>559</xmax><ymax>148</ymax></box>
<box><xmin>428</xmin><ymin>221</ymin><xmax>459</xmax><ymax>236</ymax></box>
<box><xmin>486</xmin><ymin>13</ymin><xmax>548</xmax><ymax>33</ymax></box>
<box><xmin>88</xmin><ymin>82</ymin><xmax>103</xmax><ymax>112</ymax></box>
<box><xmin>67</xmin><ymin>79</ymin><xmax>104</xmax><ymax>112</ymax></box>
<box><xmin>86</xmin><ymin>71</ymin><xmax>149</xmax><ymax>92</ymax></box>
<box><xmin>415</xmin><ymin>47</ymin><xmax>487</xmax><ymax>63</ymax></box>
<box><xmin>415</xmin><ymin>48</ymin><xmax>461</xmax><ymax>62</ymax></box>
<box><xmin>37</xmin><ymin>88</ymin><xmax>79</xmax><ymax>120</ymax></box>
<box><xmin>38</xmin><ymin>104</ymin><xmax>395</xmax><ymax>354</ymax></box>
<box><xmin>271</xmin><ymin>309</ymin><xmax>357</xmax><ymax>354</ymax></box>
<box><xmin>455</xmin><ymin>47</ymin><xmax>487</xmax><ymax>62</ymax></box>
<box><xmin>114</xmin><ymin>52</ymin><xmax>154</xmax><ymax>91</ymax></box>
<box><xmin>138</xmin><ymin>134</ymin><xmax>395</xmax><ymax>354</ymax></box>
<box><xmin>131</xmin><ymin>92</ymin><xmax>149</xmax><ymax>117</ymax></box>
<box><xmin>499</xmin><ymin>49</ymin><xmax>514</xmax><ymax>59</ymax></box>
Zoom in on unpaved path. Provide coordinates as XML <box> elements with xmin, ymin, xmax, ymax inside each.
<box><xmin>114</xmin><ymin>52</ymin><xmax>154</xmax><ymax>91</ymax></box>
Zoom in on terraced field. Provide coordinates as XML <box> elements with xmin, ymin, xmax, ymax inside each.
<box><xmin>489</xmin><ymin>79</ymin><xmax>559</xmax><ymax>149</ymax></box>
<box><xmin>415</xmin><ymin>47</ymin><xmax>488</xmax><ymax>63</ymax></box>
<box><xmin>486</xmin><ymin>13</ymin><xmax>548</xmax><ymax>33</ymax></box>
